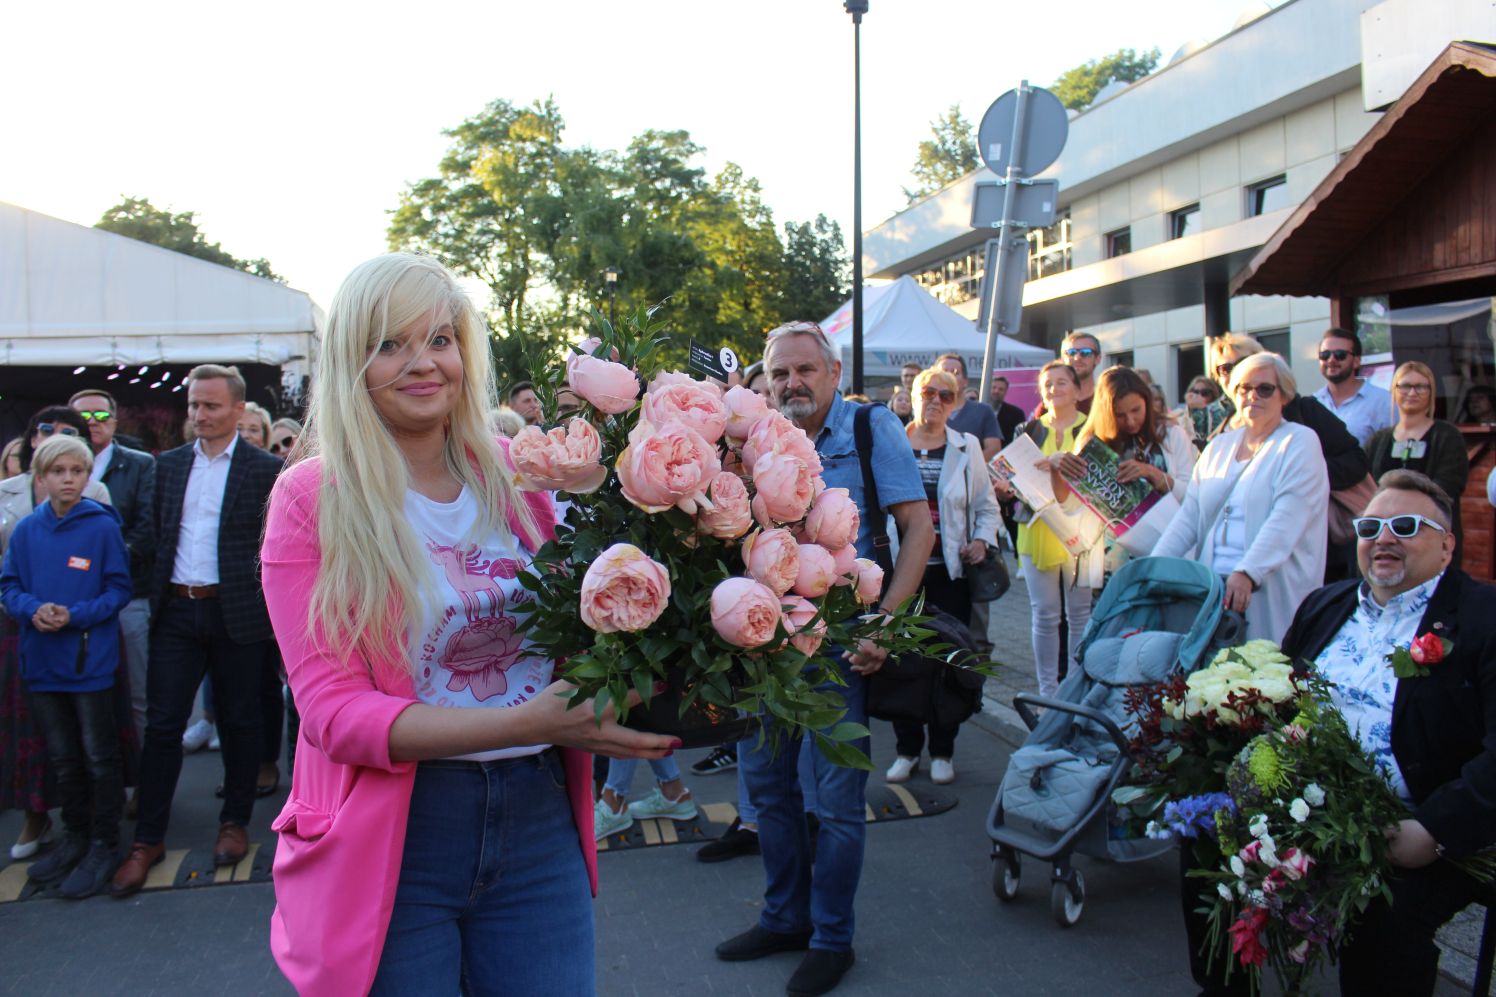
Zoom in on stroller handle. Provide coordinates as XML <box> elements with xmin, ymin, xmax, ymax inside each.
<box><xmin>1012</xmin><ymin>692</ymin><xmax>1133</xmax><ymax>756</ymax></box>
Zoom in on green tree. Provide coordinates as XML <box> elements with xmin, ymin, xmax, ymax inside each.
<box><xmin>96</xmin><ymin>196</ymin><xmax>284</xmax><ymax>282</ymax></box>
<box><xmin>780</xmin><ymin>215</ymin><xmax>848</xmax><ymax>322</ymax></box>
<box><xmin>1050</xmin><ymin>47</ymin><xmax>1161</xmax><ymax>111</ymax></box>
<box><xmin>904</xmin><ymin>104</ymin><xmax>979</xmax><ymax>203</ymax></box>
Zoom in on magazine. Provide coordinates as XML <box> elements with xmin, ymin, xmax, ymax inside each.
<box><xmin>1057</xmin><ymin>437</ymin><xmax>1162</xmax><ymax>538</ymax></box>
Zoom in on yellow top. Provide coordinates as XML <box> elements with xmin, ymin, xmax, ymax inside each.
<box><xmin>1015</xmin><ymin>413</ymin><xmax>1084</xmax><ymax>572</ymax></box>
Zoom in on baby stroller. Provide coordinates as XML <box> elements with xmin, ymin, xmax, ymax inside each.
<box><xmin>986</xmin><ymin>557</ymin><xmax>1243</xmax><ymax>926</ymax></box>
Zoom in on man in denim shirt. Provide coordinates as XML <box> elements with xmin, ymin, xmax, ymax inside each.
<box><xmin>715</xmin><ymin>321</ymin><xmax>933</xmax><ymax>996</ymax></box>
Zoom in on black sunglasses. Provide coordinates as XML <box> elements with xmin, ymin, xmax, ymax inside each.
<box><xmin>920</xmin><ymin>387</ymin><xmax>956</xmax><ymax>404</ymax></box>
<box><xmin>1064</xmin><ymin>347</ymin><xmax>1097</xmax><ymax>359</ymax></box>
<box><xmin>36</xmin><ymin>423</ymin><xmax>80</xmax><ymax>438</ymax></box>
<box><xmin>1318</xmin><ymin>349</ymin><xmax>1353</xmax><ymax>362</ymax></box>
<box><xmin>1234</xmin><ymin>382</ymin><xmax>1279</xmax><ymax>400</ymax></box>
<box><xmin>1214</xmin><ymin>360</ymin><xmax>1238</xmax><ymax>379</ymax></box>
<box><xmin>269</xmin><ymin>436</ymin><xmax>296</xmax><ymax>454</ymax></box>
<box><xmin>1352</xmin><ymin>515</ymin><xmax>1447</xmax><ymax>541</ymax></box>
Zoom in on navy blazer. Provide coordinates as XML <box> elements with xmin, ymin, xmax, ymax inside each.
<box><xmin>151</xmin><ymin>439</ymin><xmax>282</xmax><ymax>644</ymax></box>
<box><xmin>1281</xmin><ymin>569</ymin><xmax>1496</xmax><ymax>857</ymax></box>
<box><xmin>97</xmin><ymin>443</ymin><xmax>156</xmax><ymax>598</ymax></box>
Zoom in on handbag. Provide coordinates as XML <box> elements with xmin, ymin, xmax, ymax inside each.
<box><xmin>962</xmin><ymin>434</ymin><xmax>1009</xmax><ymax>603</ymax></box>
<box><xmin>1327</xmin><ymin>473</ymin><xmax>1377</xmax><ymax>545</ymax></box>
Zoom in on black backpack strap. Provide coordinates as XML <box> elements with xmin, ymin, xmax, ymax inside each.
<box><xmin>853</xmin><ymin>403</ymin><xmax>894</xmax><ymax>580</ymax></box>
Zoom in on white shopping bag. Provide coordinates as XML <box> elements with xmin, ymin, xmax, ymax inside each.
<box><xmin>1111</xmin><ymin>492</ymin><xmax>1182</xmax><ymax>558</ymax></box>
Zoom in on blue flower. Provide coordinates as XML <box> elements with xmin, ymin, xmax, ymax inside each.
<box><xmin>1162</xmin><ymin>793</ymin><xmax>1237</xmax><ymax>839</ymax></box>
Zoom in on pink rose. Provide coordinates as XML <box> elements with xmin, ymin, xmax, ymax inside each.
<box><xmin>642</xmin><ymin>373</ymin><xmax>727</xmax><ymax>445</ymax></box>
<box><xmin>696</xmin><ymin>471</ymin><xmax>753</xmax><ymax>540</ymax></box>
<box><xmin>568</xmin><ymin>354</ymin><xmax>639</xmax><ymax>415</ymax></box>
<box><xmin>723</xmin><ymin>385</ymin><xmax>771</xmax><ymax>441</ymax></box>
<box><xmin>710</xmin><ymin>577</ymin><xmax>783</xmax><ymax>649</ymax></box>
<box><xmin>566</xmin><ymin>337</ymin><xmax>603</xmax><ymax>378</ymax></box>
<box><xmin>749</xmin><ymin>450</ymin><xmax>817</xmax><ymax>526</ymax></box>
<box><xmin>1409</xmin><ymin>632</ymin><xmax>1446</xmax><ymax>665</ymax></box>
<box><xmin>793</xmin><ymin>543</ymin><xmax>838</xmax><ymax>598</ymax></box>
<box><xmin>1279</xmin><ymin>848</ymin><xmax>1314</xmax><ymax>881</ymax></box>
<box><xmin>509</xmin><ymin>419</ymin><xmax>608</xmax><ymax>494</ymax></box>
<box><xmin>852</xmin><ymin>557</ymin><xmax>884</xmax><ymax>605</ymax></box>
<box><xmin>616</xmin><ymin>419</ymin><xmax>722</xmax><ymax>515</ymax></box>
<box><xmin>742</xmin><ymin>528</ymin><xmax>800</xmax><ymax>596</ymax></box>
<box><xmin>741</xmin><ymin>412</ymin><xmax>822</xmax><ymax>477</ymax></box>
<box><xmin>1238</xmin><ymin>840</ymin><xmax>1262</xmax><ymax>865</ymax></box>
<box><xmin>803</xmin><ymin>487</ymin><xmax>860</xmax><ymax>551</ymax></box>
<box><xmin>647</xmin><ymin>371</ymin><xmax>697</xmax><ymax>391</ymax></box>
<box><xmin>781</xmin><ymin>595</ymin><xmax>827</xmax><ymax>657</ymax></box>
<box><xmin>831</xmin><ymin>542</ymin><xmax>860</xmax><ymax>585</ymax></box>
<box><xmin>579</xmin><ymin>544</ymin><xmax>672</xmax><ymax>633</ymax></box>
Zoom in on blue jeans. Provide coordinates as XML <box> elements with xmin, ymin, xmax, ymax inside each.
<box><xmin>370</xmin><ymin>752</ymin><xmax>594</xmax><ymax>996</ymax></box>
<box><xmin>736</xmin><ymin>737</ymin><xmax>818</xmax><ymax>826</ymax></box>
<box><xmin>603</xmin><ymin>754</ymin><xmax>681</xmax><ymax>796</ymax></box>
<box><xmin>740</xmin><ymin>661</ymin><xmax>869</xmax><ymax>951</ymax></box>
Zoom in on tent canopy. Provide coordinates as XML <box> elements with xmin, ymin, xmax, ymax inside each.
<box><xmin>0</xmin><ymin>202</ymin><xmax>321</xmax><ymax>367</ymax></box>
<box><xmin>820</xmin><ymin>276</ymin><xmax>1051</xmax><ymax>383</ymax></box>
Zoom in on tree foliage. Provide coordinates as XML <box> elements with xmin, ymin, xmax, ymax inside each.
<box><xmin>904</xmin><ymin>104</ymin><xmax>979</xmax><ymax>203</ymax></box>
<box><xmin>1050</xmin><ymin>47</ymin><xmax>1161</xmax><ymax>111</ymax></box>
<box><xmin>95</xmin><ymin>196</ymin><xmax>283</xmax><ymax>282</ymax></box>
<box><xmin>388</xmin><ymin>98</ymin><xmax>849</xmax><ymax>391</ymax></box>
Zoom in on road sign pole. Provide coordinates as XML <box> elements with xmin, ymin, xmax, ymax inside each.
<box><xmin>978</xmin><ymin>82</ymin><xmax>1031</xmax><ymax>406</ymax></box>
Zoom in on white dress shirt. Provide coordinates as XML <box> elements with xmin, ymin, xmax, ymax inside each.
<box><xmin>1312</xmin><ymin>379</ymin><xmax>1395</xmax><ymax>447</ymax></box>
<box><xmin>170</xmin><ymin>435</ymin><xmax>238</xmax><ymax>586</ymax></box>
<box><xmin>89</xmin><ymin>442</ymin><xmax>115</xmax><ymax>484</ymax></box>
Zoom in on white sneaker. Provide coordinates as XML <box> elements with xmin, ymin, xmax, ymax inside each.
<box><xmin>182</xmin><ymin>719</ymin><xmax>215</xmax><ymax>752</ymax></box>
<box><xmin>593</xmin><ymin>799</ymin><xmax>634</xmax><ymax>841</ymax></box>
<box><xmin>885</xmin><ymin>756</ymin><xmax>919</xmax><ymax>783</ymax></box>
<box><xmin>627</xmin><ymin>787</ymin><xmax>698</xmax><ymax>822</ymax></box>
<box><xmin>931</xmin><ymin>758</ymin><xmax>956</xmax><ymax>785</ymax></box>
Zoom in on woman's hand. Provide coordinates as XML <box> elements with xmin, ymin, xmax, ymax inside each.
<box><xmin>1384</xmin><ymin>819</ymin><xmax>1440</xmax><ymax>869</ymax></box>
<box><xmin>844</xmin><ymin>637</ymin><xmax>889</xmax><ymax>676</ymax></box>
<box><xmin>524</xmin><ymin>680</ymin><xmax>679</xmax><ymax>759</ymax></box>
<box><xmin>959</xmin><ymin>539</ymin><xmax>988</xmax><ymax>565</ymax></box>
<box><xmin>1117</xmin><ymin>460</ymin><xmax>1168</xmax><ymax>492</ymax></box>
<box><xmin>1052</xmin><ymin>453</ymin><xmax>1087</xmax><ymax>480</ymax></box>
<box><xmin>1223</xmin><ymin>571</ymin><xmax>1254</xmax><ymax>613</ymax></box>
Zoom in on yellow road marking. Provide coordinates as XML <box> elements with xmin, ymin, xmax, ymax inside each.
<box><xmin>640</xmin><ymin>820</ymin><xmax>661</xmax><ymax>846</ymax></box>
<box><xmin>700</xmin><ymin>802</ymin><xmax>739</xmax><ymax>825</ymax></box>
<box><xmin>885</xmin><ymin>784</ymin><xmax>924</xmax><ymax>816</ymax></box>
<box><xmin>596</xmin><ymin>837</ymin><xmax>610</xmax><ymax>851</ymax></box>
<box><xmin>231</xmin><ymin>843</ymin><xmax>261</xmax><ymax>883</ymax></box>
<box><xmin>144</xmin><ymin>849</ymin><xmax>188</xmax><ymax>891</ymax></box>
<box><xmin>657</xmin><ymin>821</ymin><xmax>679</xmax><ymax>844</ymax></box>
<box><xmin>0</xmin><ymin>862</ymin><xmax>31</xmax><ymax>903</ymax></box>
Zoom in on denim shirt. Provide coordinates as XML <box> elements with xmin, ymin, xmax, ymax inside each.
<box><xmin>1312</xmin><ymin>571</ymin><xmax>1443</xmax><ymax>801</ymax></box>
<box><xmin>812</xmin><ymin>396</ymin><xmax>925</xmax><ymax>560</ymax></box>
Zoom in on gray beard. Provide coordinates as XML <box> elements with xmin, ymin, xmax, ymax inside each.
<box><xmin>1370</xmin><ymin>564</ymin><xmax>1406</xmax><ymax>588</ymax></box>
<box><xmin>780</xmin><ymin>396</ymin><xmax>816</xmax><ymax>425</ymax></box>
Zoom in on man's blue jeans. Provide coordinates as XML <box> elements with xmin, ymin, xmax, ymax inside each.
<box><xmin>369</xmin><ymin>751</ymin><xmax>594</xmax><ymax>995</ymax></box>
<box><xmin>740</xmin><ymin>660</ymin><xmax>869</xmax><ymax>952</ymax></box>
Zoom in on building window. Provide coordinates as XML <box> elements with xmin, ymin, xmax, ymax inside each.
<box><xmin>1256</xmin><ymin>329</ymin><xmax>1290</xmax><ymax>358</ymax></box>
<box><xmin>1105</xmin><ymin>227</ymin><xmax>1131</xmax><ymax>258</ymax></box>
<box><xmin>1246</xmin><ymin>176</ymin><xmax>1289</xmax><ymax>216</ymax></box>
<box><xmin>1175</xmin><ymin>342</ymin><xmax>1205</xmax><ymax>398</ymax></box>
<box><xmin>1027</xmin><ymin>212</ymin><xmax>1072</xmax><ymax>281</ymax></box>
<box><xmin>1169</xmin><ymin>204</ymin><xmax>1201</xmax><ymax>239</ymax></box>
<box><xmin>1107</xmin><ymin>350</ymin><xmax>1135</xmax><ymax>370</ymax></box>
<box><xmin>913</xmin><ymin>246</ymin><xmax>985</xmax><ymax>306</ymax></box>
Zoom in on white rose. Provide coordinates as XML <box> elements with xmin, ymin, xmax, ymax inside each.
<box><xmin>1249</xmin><ymin>814</ymin><xmax>1270</xmax><ymax>839</ymax></box>
<box><xmin>1254</xmin><ymin>678</ymin><xmax>1295</xmax><ymax>703</ymax></box>
<box><xmin>1303</xmin><ymin>783</ymin><xmax>1325</xmax><ymax>807</ymax></box>
<box><xmin>1218</xmin><ymin>882</ymin><xmax>1233</xmax><ymax>901</ymax></box>
<box><xmin>1230</xmin><ymin>856</ymin><xmax>1246</xmax><ymax>877</ymax></box>
<box><xmin>1289</xmin><ymin>798</ymin><xmax>1311</xmax><ymax>823</ymax></box>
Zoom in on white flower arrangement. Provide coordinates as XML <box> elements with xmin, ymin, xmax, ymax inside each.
<box><xmin>1162</xmin><ymin>640</ymin><xmax>1298</xmax><ymax>726</ymax></box>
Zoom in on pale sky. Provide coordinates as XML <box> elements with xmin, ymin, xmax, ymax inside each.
<box><xmin>2</xmin><ymin>0</ymin><xmax>1275</xmax><ymax>309</ymax></box>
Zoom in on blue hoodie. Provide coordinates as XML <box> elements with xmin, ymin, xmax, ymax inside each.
<box><xmin>0</xmin><ymin>498</ymin><xmax>131</xmax><ymax>693</ymax></box>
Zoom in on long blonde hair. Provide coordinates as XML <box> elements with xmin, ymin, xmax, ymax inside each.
<box><xmin>297</xmin><ymin>253</ymin><xmax>538</xmax><ymax>673</ymax></box>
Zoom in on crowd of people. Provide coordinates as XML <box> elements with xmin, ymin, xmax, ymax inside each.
<box><xmin>2</xmin><ymin>246</ymin><xmax>1494</xmax><ymax>997</ymax></box>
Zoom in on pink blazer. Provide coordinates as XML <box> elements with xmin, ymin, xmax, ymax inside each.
<box><xmin>260</xmin><ymin>453</ymin><xmax>596</xmax><ymax>997</ymax></box>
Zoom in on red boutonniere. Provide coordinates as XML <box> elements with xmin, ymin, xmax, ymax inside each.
<box><xmin>1387</xmin><ymin>631</ymin><xmax>1452</xmax><ymax>679</ymax></box>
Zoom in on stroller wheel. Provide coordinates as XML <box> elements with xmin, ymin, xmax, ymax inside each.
<box><xmin>1050</xmin><ymin>871</ymin><xmax>1085</xmax><ymax>927</ymax></box>
<box><xmin>992</xmin><ymin>851</ymin><xmax>1020</xmax><ymax>901</ymax></box>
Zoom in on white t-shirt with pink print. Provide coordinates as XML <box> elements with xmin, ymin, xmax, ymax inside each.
<box><xmin>405</xmin><ymin>486</ymin><xmax>554</xmax><ymax>762</ymax></box>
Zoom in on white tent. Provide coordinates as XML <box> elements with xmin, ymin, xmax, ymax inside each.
<box><xmin>0</xmin><ymin>202</ymin><xmax>321</xmax><ymax>368</ymax></box>
<box><xmin>820</xmin><ymin>275</ymin><xmax>1051</xmax><ymax>383</ymax></box>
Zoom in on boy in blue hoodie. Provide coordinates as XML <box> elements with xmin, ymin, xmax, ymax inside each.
<box><xmin>0</xmin><ymin>434</ymin><xmax>131</xmax><ymax>897</ymax></box>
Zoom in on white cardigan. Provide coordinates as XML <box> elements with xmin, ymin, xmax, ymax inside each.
<box><xmin>891</xmin><ymin>427</ymin><xmax>1001</xmax><ymax>579</ymax></box>
<box><xmin>1151</xmin><ymin>421</ymin><xmax>1327</xmax><ymax>643</ymax></box>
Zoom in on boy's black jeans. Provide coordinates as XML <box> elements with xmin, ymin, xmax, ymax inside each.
<box><xmin>31</xmin><ymin>687</ymin><xmax>123</xmax><ymax>845</ymax></box>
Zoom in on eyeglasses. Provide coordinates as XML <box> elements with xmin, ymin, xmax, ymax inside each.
<box><xmin>1063</xmin><ymin>347</ymin><xmax>1097</xmax><ymax>359</ymax></box>
<box><xmin>1234</xmin><ymin>382</ymin><xmax>1279</xmax><ymax>400</ymax></box>
<box><xmin>1394</xmin><ymin>383</ymin><xmax>1432</xmax><ymax>395</ymax></box>
<box><xmin>76</xmin><ymin>410</ymin><xmax>113</xmax><ymax>423</ymax></box>
<box><xmin>1352</xmin><ymin>515</ymin><xmax>1448</xmax><ymax>541</ymax></box>
<box><xmin>269</xmin><ymin>436</ymin><xmax>296</xmax><ymax>455</ymax></box>
<box><xmin>35</xmin><ymin>423</ymin><xmax>80</xmax><ymax>438</ymax></box>
<box><xmin>1318</xmin><ymin>349</ymin><xmax>1352</xmax><ymax>362</ymax></box>
<box><xmin>1214</xmin><ymin>360</ymin><xmax>1238</xmax><ymax>379</ymax></box>
<box><xmin>920</xmin><ymin>387</ymin><xmax>956</xmax><ymax>404</ymax></box>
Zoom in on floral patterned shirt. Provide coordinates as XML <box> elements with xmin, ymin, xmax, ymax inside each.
<box><xmin>405</xmin><ymin>486</ymin><xmax>552</xmax><ymax>762</ymax></box>
<box><xmin>1312</xmin><ymin>572</ymin><xmax>1444</xmax><ymax>801</ymax></box>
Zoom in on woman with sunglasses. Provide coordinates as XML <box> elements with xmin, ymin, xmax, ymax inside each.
<box><xmin>0</xmin><ymin>406</ymin><xmax>114</xmax><ymax>861</ymax></box>
<box><xmin>1366</xmin><ymin>361</ymin><xmax>1469</xmax><ymax>552</ymax></box>
<box><xmin>1182</xmin><ymin>376</ymin><xmax>1227</xmax><ymax>449</ymax></box>
<box><xmin>885</xmin><ymin>366</ymin><xmax>1000</xmax><ymax>785</ymax></box>
<box><xmin>1153</xmin><ymin>353</ymin><xmax>1328</xmax><ymax>642</ymax></box>
<box><xmin>269</xmin><ymin>418</ymin><xmax>303</xmax><ymax>460</ymax></box>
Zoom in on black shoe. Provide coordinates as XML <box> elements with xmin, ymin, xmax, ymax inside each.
<box><xmin>697</xmin><ymin>817</ymin><xmax>760</xmax><ymax>863</ymax></box>
<box><xmin>690</xmin><ymin>744</ymin><xmax>739</xmax><ymax>776</ymax></box>
<box><xmin>715</xmin><ymin>924</ymin><xmax>813</xmax><ymax>962</ymax></box>
<box><xmin>27</xmin><ymin>833</ymin><xmax>88</xmax><ymax>885</ymax></box>
<box><xmin>58</xmin><ymin>840</ymin><xmax>117</xmax><ymax>899</ymax></box>
<box><xmin>787</xmin><ymin>948</ymin><xmax>856</xmax><ymax>996</ymax></box>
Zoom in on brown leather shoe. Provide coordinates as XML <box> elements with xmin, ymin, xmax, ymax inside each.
<box><xmin>109</xmin><ymin>841</ymin><xmax>165</xmax><ymax>897</ymax></box>
<box><xmin>213</xmin><ymin>822</ymin><xmax>249</xmax><ymax>867</ymax></box>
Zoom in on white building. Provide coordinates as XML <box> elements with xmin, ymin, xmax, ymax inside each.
<box><xmin>861</xmin><ymin>0</ymin><xmax>1493</xmax><ymax>401</ymax></box>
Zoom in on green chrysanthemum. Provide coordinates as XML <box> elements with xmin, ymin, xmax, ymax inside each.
<box><xmin>1248</xmin><ymin>740</ymin><xmax>1288</xmax><ymax>792</ymax></box>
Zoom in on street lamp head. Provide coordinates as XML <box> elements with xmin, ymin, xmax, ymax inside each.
<box><xmin>844</xmin><ymin>0</ymin><xmax>867</xmax><ymax>20</ymax></box>
<box><xmin>602</xmin><ymin>265</ymin><xmax>619</xmax><ymax>288</ymax></box>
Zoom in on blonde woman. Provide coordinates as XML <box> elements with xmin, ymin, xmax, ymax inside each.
<box><xmin>1366</xmin><ymin>361</ymin><xmax>1469</xmax><ymax>548</ymax></box>
<box><xmin>238</xmin><ymin>402</ymin><xmax>273</xmax><ymax>449</ymax></box>
<box><xmin>259</xmin><ymin>253</ymin><xmax>673</xmax><ymax>996</ymax></box>
<box><xmin>268</xmin><ymin>418</ymin><xmax>303</xmax><ymax>460</ymax></box>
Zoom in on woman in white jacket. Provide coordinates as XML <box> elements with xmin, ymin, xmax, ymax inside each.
<box><xmin>1152</xmin><ymin>353</ymin><xmax>1328</xmax><ymax>643</ymax></box>
<box><xmin>886</xmin><ymin>366</ymin><xmax>1001</xmax><ymax>786</ymax></box>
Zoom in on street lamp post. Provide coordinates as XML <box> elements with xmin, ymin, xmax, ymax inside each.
<box><xmin>602</xmin><ymin>265</ymin><xmax>619</xmax><ymax>328</ymax></box>
<box><xmin>845</xmin><ymin>0</ymin><xmax>867</xmax><ymax>394</ymax></box>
